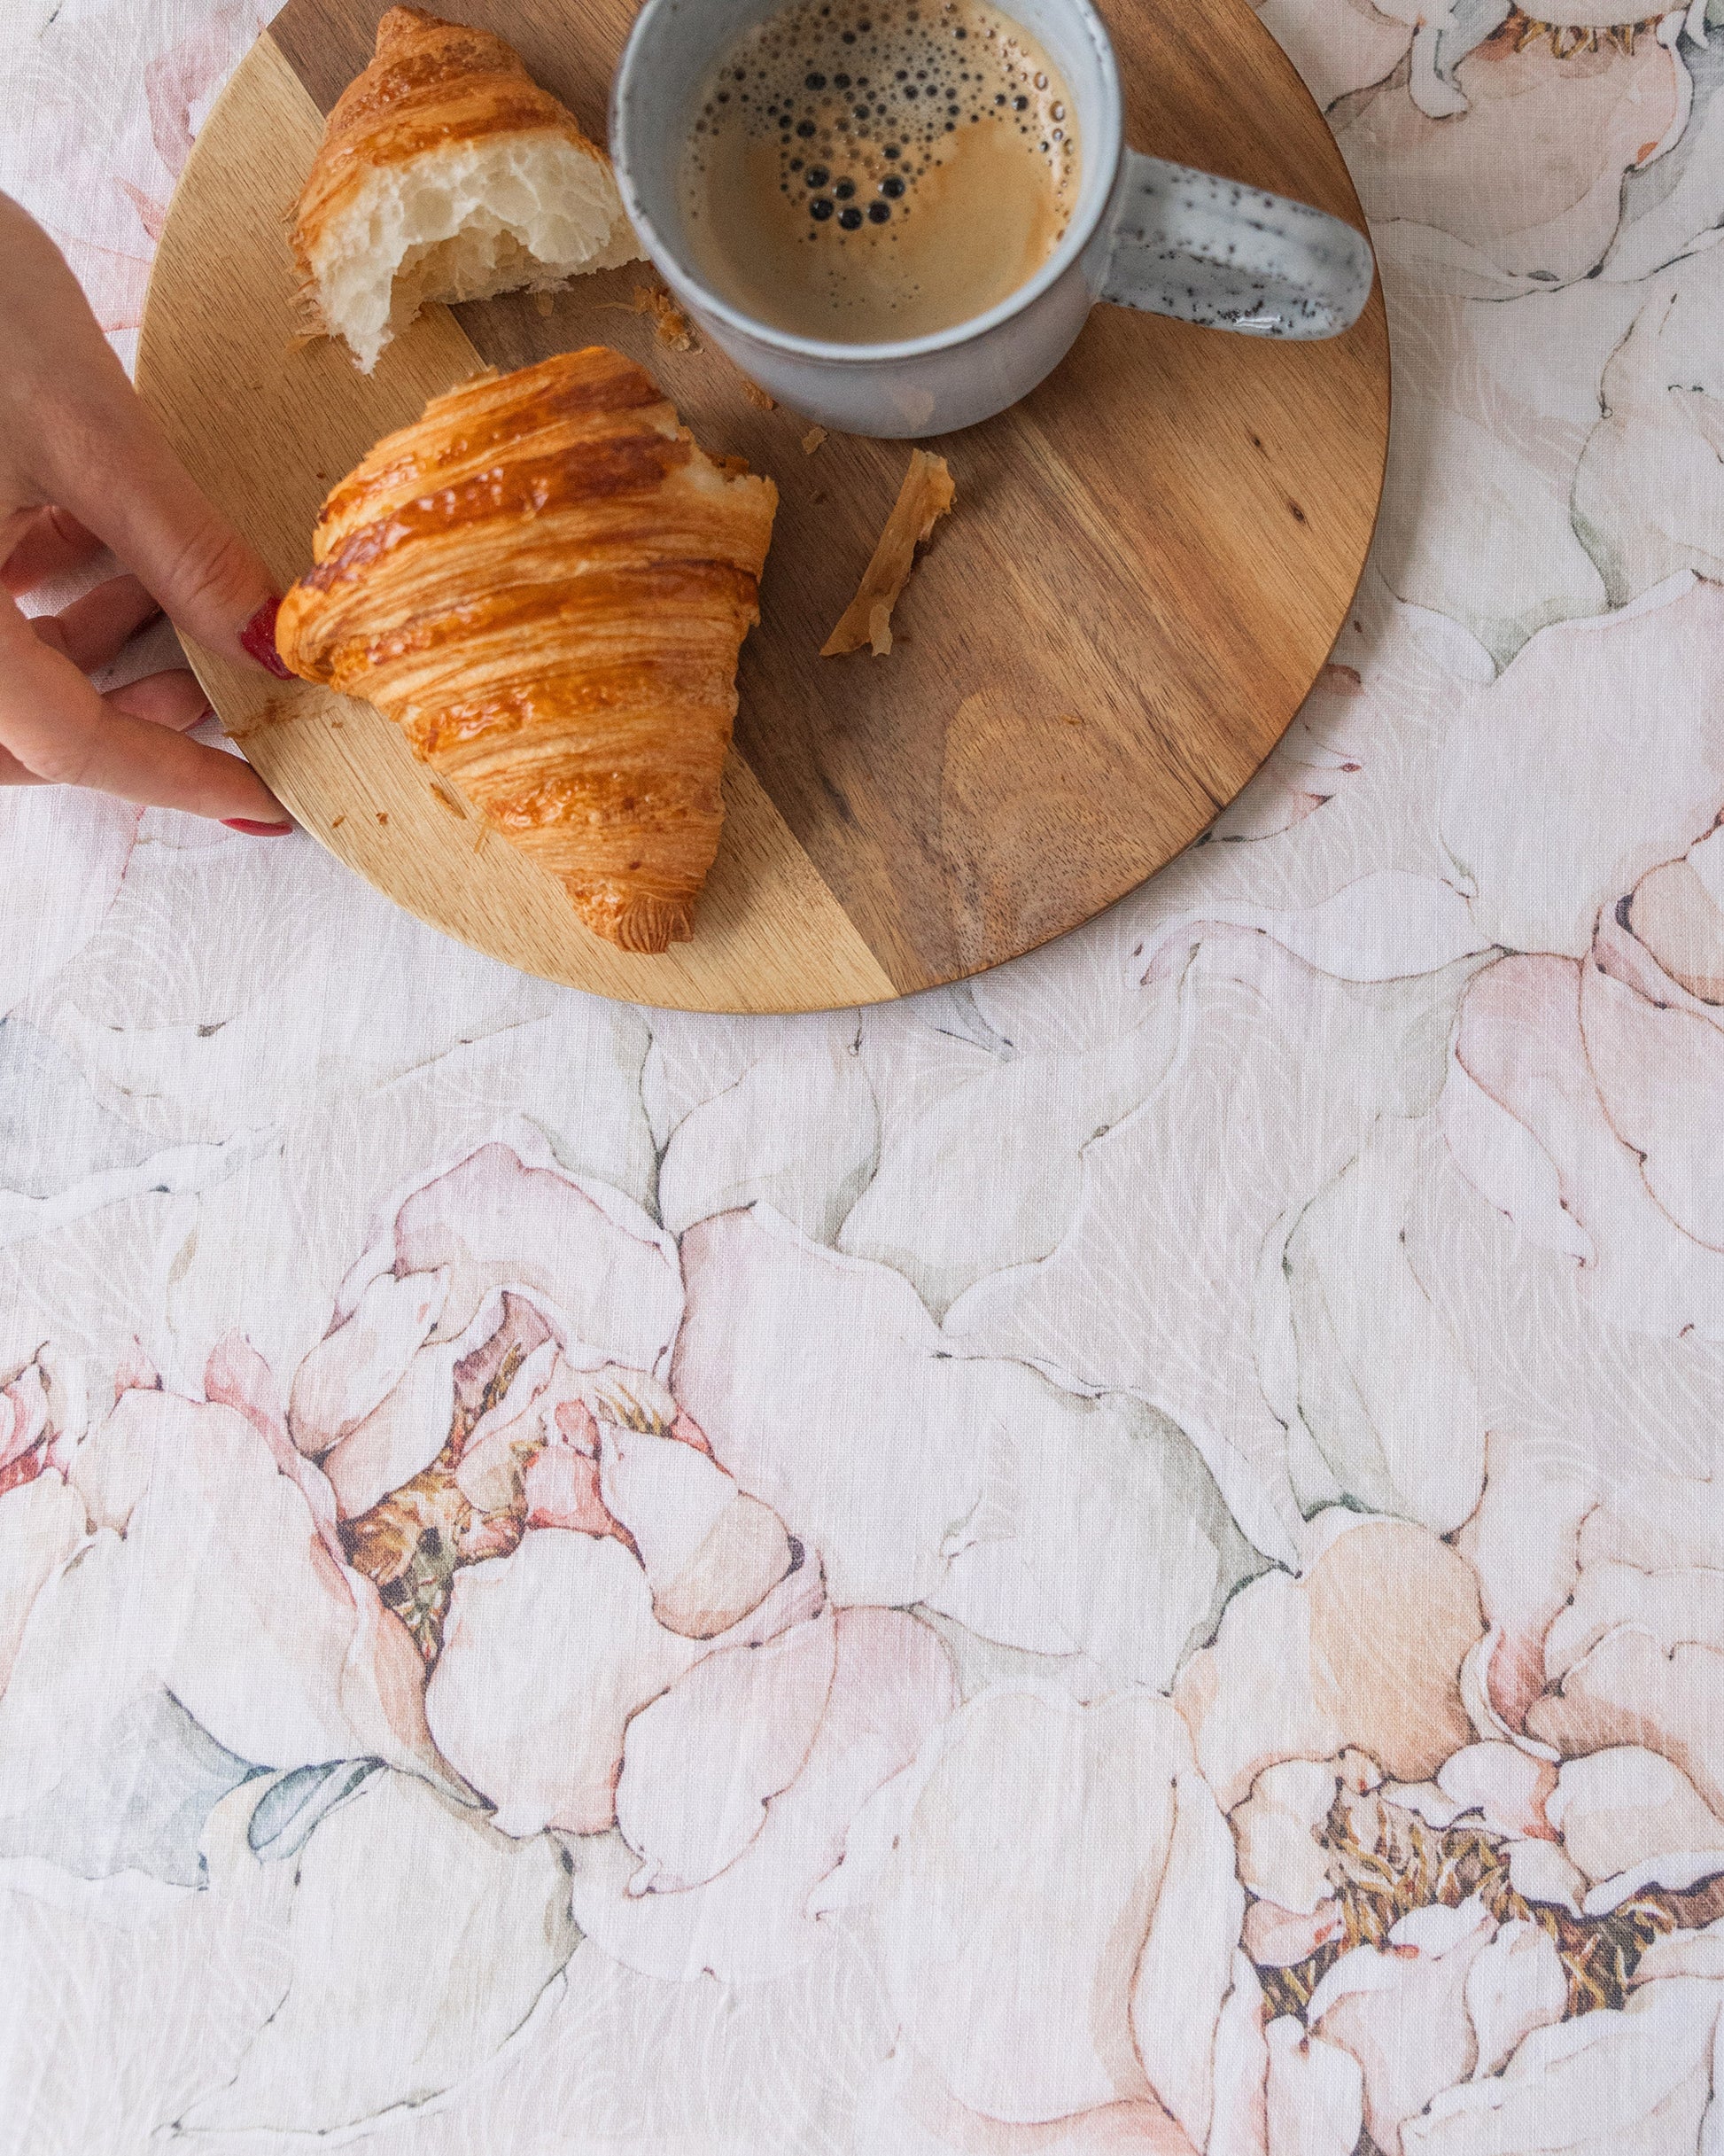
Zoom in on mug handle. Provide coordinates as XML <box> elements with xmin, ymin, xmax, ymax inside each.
<box><xmin>1099</xmin><ymin>151</ymin><xmax>1374</xmax><ymax>341</ymax></box>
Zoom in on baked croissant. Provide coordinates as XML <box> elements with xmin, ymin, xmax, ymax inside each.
<box><xmin>292</xmin><ymin>6</ymin><xmax>640</xmax><ymax>373</ymax></box>
<box><xmin>275</xmin><ymin>347</ymin><xmax>779</xmax><ymax>953</ymax></box>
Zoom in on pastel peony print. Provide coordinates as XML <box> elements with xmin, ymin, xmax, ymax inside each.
<box><xmin>1466</xmin><ymin>1437</ymin><xmax>1724</xmax><ymax>1869</ymax></box>
<box><xmin>832</xmin><ymin>1685</ymin><xmax>1256</xmax><ymax>2154</ymax></box>
<box><xmin>1252</xmin><ymin>0</ymin><xmax>1415</xmax><ymax>113</ymax></box>
<box><xmin>262</xmin><ymin>1139</ymin><xmax>966</xmax><ymax>1991</ymax></box>
<box><xmin>8</xmin><ymin>1141</ymin><xmax>1724</xmax><ymax>2145</ymax></box>
<box><xmin>673</xmin><ymin>1202</ymin><xmax>1258</xmax><ymax>1686</ymax></box>
<box><xmin>1572</xmin><ymin>259</ymin><xmax>1724</xmax><ymax>606</ymax></box>
<box><xmin>1160</xmin><ymin>1500</ymin><xmax>1724</xmax><ymax>2153</ymax></box>
<box><xmin>1441</xmin><ymin>821</ymin><xmax>1724</xmax><ymax>1336</ymax></box>
<box><xmin>1335</xmin><ymin>22</ymin><xmax>1686</xmax><ymax>293</ymax></box>
<box><xmin>0</xmin><ymin>1347</ymin><xmax>438</xmax><ymax>1879</ymax></box>
<box><xmin>0</xmin><ymin>1140</ymin><xmax>977</xmax><ymax>2127</ymax></box>
<box><xmin>0</xmin><ymin>1350</ymin><xmax>87</xmax><ymax>1701</ymax></box>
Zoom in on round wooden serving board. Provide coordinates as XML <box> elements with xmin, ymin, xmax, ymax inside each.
<box><xmin>137</xmin><ymin>0</ymin><xmax>1388</xmax><ymax>1015</ymax></box>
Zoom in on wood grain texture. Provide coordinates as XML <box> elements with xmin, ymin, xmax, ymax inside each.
<box><xmin>136</xmin><ymin>0</ymin><xmax>1387</xmax><ymax>1013</ymax></box>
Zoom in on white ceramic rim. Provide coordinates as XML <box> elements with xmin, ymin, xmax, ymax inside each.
<box><xmin>609</xmin><ymin>0</ymin><xmax>1127</xmax><ymax>368</ymax></box>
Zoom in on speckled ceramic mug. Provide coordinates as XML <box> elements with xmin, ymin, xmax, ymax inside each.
<box><xmin>610</xmin><ymin>0</ymin><xmax>1376</xmax><ymax>437</ymax></box>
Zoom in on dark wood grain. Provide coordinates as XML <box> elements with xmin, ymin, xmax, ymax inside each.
<box><xmin>260</xmin><ymin>0</ymin><xmax>1387</xmax><ymax>996</ymax></box>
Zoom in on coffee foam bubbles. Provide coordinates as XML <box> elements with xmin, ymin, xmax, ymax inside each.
<box><xmin>680</xmin><ymin>0</ymin><xmax>1079</xmax><ymax>341</ymax></box>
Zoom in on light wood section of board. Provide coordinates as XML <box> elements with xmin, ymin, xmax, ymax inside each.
<box><xmin>136</xmin><ymin>2</ymin><xmax>1387</xmax><ymax>1013</ymax></box>
<box><xmin>136</xmin><ymin>37</ymin><xmax>897</xmax><ymax>1012</ymax></box>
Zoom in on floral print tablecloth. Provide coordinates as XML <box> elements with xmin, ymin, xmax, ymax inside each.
<box><xmin>7</xmin><ymin>0</ymin><xmax>1724</xmax><ymax>2149</ymax></box>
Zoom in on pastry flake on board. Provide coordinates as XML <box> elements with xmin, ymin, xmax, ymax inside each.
<box><xmin>275</xmin><ymin>347</ymin><xmax>778</xmax><ymax>955</ymax></box>
<box><xmin>626</xmin><ymin>285</ymin><xmax>699</xmax><ymax>353</ymax></box>
<box><xmin>291</xmin><ymin>6</ymin><xmax>641</xmax><ymax>373</ymax></box>
<box><xmin>822</xmin><ymin>449</ymin><xmax>955</xmax><ymax>658</ymax></box>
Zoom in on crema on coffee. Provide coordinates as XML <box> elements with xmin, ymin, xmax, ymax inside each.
<box><xmin>680</xmin><ymin>0</ymin><xmax>1080</xmax><ymax>344</ymax></box>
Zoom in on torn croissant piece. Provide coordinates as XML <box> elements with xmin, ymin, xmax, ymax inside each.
<box><xmin>291</xmin><ymin>5</ymin><xmax>640</xmax><ymax>373</ymax></box>
<box><xmin>822</xmin><ymin>448</ymin><xmax>955</xmax><ymax>658</ymax></box>
<box><xmin>275</xmin><ymin>347</ymin><xmax>779</xmax><ymax>953</ymax></box>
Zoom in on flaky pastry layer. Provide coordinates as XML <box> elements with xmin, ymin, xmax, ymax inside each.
<box><xmin>276</xmin><ymin>347</ymin><xmax>778</xmax><ymax>952</ymax></box>
<box><xmin>291</xmin><ymin>7</ymin><xmax>613</xmax><ymax>282</ymax></box>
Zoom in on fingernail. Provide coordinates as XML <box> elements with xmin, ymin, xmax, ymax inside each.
<box><xmin>240</xmin><ymin>597</ymin><xmax>293</xmax><ymax>681</ymax></box>
<box><xmin>222</xmin><ymin>817</ymin><xmax>294</xmax><ymax>836</ymax></box>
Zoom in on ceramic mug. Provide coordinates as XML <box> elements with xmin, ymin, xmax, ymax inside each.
<box><xmin>610</xmin><ymin>0</ymin><xmax>1376</xmax><ymax>437</ymax></box>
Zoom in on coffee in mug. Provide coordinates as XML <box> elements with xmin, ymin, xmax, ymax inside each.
<box><xmin>615</xmin><ymin>0</ymin><xmax>1376</xmax><ymax>432</ymax></box>
<box><xmin>680</xmin><ymin>0</ymin><xmax>1080</xmax><ymax>344</ymax></box>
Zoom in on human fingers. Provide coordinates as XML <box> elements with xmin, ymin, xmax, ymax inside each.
<box><xmin>0</xmin><ymin>741</ymin><xmax>47</xmax><ymax>785</ymax></box>
<box><xmin>77</xmin><ymin>455</ymin><xmax>290</xmax><ymax>680</ymax></box>
<box><xmin>0</xmin><ymin>504</ymin><xmax>104</xmax><ymax>595</ymax></box>
<box><xmin>1</xmin><ymin>198</ymin><xmax>289</xmax><ymax>676</ymax></box>
<box><xmin>0</xmin><ymin>588</ymin><xmax>287</xmax><ymax>821</ymax></box>
<box><xmin>46</xmin><ymin>411</ymin><xmax>290</xmax><ymax>679</ymax></box>
<box><xmin>29</xmin><ymin>572</ymin><xmax>159</xmax><ymax>673</ymax></box>
<box><xmin>0</xmin><ymin>670</ymin><xmax>212</xmax><ymax>781</ymax></box>
<box><xmin>104</xmin><ymin>667</ymin><xmax>213</xmax><ymax>732</ymax></box>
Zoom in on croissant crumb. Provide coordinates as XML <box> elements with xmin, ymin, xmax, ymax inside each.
<box><xmin>631</xmin><ymin>285</ymin><xmax>698</xmax><ymax>352</ymax></box>
<box><xmin>276</xmin><ymin>346</ymin><xmax>777</xmax><ymax>953</ymax></box>
<box><xmin>823</xmin><ymin>449</ymin><xmax>955</xmax><ymax>658</ymax></box>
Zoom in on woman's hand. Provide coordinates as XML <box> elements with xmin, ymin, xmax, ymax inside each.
<box><xmin>0</xmin><ymin>192</ymin><xmax>292</xmax><ymax>829</ymax></box>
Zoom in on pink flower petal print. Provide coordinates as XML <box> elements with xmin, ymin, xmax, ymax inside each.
<box><xmin>114</xmin><ymin>177</ymin><xmax>169</xmax><ymax>244</ymax></box>
<box><xmin>1548</xmin><ymin>1747</ymin><xmax>1724</xmax><ymax>1905</ymax></box>
<box><xmin>206</xmin><ymin>1330</ymin><xmax>340</xmax><ymax>1541</ymax></box>
<box><xmin>1402</xmin><ymin>1978</ymin><xmax>1724</xmax><ymax>2155</ymax></box>
<box><xmin>0</xmin><ymin>1365</ymin><xmax>50</xmax><ymax>1483</ymax></box>
<box><xmin>856</xmin><ymin>2045</ymin><xmax>1202</xmax><ymax>2155</ymax></box>
<box><xmin>1335</xmin><ymin>29</ymin><xmax>1681</xmax><ymax>287</ymax></box>
<box><xmin>1440</xmin><ymin>578</ymin><xmax>1724</xmax><ymax>957</ymax></box>
<box><xmin>522</xmin><ymin>1433</ymin><xmax>624</xmax><ymax>1538</ymax></box>
<box><xmin>1254</xmin><ymin>0</ymin><xmax>1412</xmax><ymax>113</ymax></box>
<box><xmin>1175</xmin><ymin>1515</ymin><xmax>1482</xmax><ymax>1814</ymax></box>
<box><xmin>0</xmin><ymin>1468</ymin><xmax>86</xmax><ymax>1700</ymax></box>
<box><xmin>1264</xmin><ymin>2018</ymin><xmax>1363</xmax><ymax>2156</ymax></box>
<box><xmin>1246</xmin><ymin>1898</ymin><xmax>1350</xmax><ymax>1969</ymax></box>
<box><xmin>571</xmin><ymin>1606</ymin><xmax>958</xmax><ymax>1984</ymax></box>
<box><xmin>143</xmin><ymin>1</ymin><xmax>248</xmax><ymax>180</ymax></box>
<box><xmin>392</xmin><ymin>1141</ymin><xmax>682</xmax><ymax>1369</ymax></box>
<box><xmin>1435</xmin><ymin>1743</ymin><xmax>1557</xmax><ymax>1842</ymax></box>
<box><xmin>1583</xmin><ymin>905</ymin><xmax>1724</xmax><ymax>1252</ymax></box>
<box><xmin>598</xmin><ymin>1420</ymin><xmax>795</xmax><ymax>1638</ymax></box>
<box><xmin>1310</xmin><ymin>1898</ymin><xmax>1496</xmax><ymax>2152</ymax></box>
<box><xmin>858</xmin><ymin>1688</ymin><xmax>1235</xmax><ymax>2130</ymax></box>
<box><xmin>1445</xmin><ymin>919</ymin><xmax>1724</xmax><ymax>1335</ymax></box>
<box><xmin>1464</xmin><ymin>1919</ymin><xmax>1568</xmax><ymax>2078</ymax></box>
<box><xmin>1454</xmin><ymin>1433</ymin><xmax>1596</xmax><ymax>1734</ymax></box>
<box><xmin>287</xmin><ymin>1268</ymin><xmax>450</xmax><ymax>1457</ymax></box>
<box><xmin>44</xmin><ymin>1386</ymin><xmax>432</xmax><ymax>1775</ymax></box>
<box><xmin>614</xmin><ymin>1602</ymin><xmax>837</xmax><ymax>1892</ymax></box>
<box><xmin>112</xmin><ymin>1337</ymin><xmax>162</xmax><ymax>1400</ymax></box>
<box><xmin>427</xmin><ymin>1529</ymin><xmax>706</xmax><ymax>1838</ymax></box>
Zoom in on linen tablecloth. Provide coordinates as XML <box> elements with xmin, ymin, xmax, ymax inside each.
<box><xmin>6</xmin><ymin>0</ymin><xmax>1724</xmax><ymax>2148</ymax></box>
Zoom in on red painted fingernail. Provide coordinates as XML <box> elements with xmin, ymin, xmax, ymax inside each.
<box><xmin>240</xmin><ymin>596</ymin><xmax>293</xmax><ymax>681</ymax></box>
<box><xmin>222</xmin><ymin>817</ymin><xmax>294</xmax><ymax>836</ymax></box>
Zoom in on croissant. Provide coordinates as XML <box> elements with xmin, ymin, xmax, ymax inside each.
<box><xmin>292</xmin><ymin>6</ymin><xmax>640</xmax><ymax>373</ymax></box>
<box><xmin>275</xmin><ymin>347</ymin><xmax>779</xmax><ymax>954</ymax></box>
